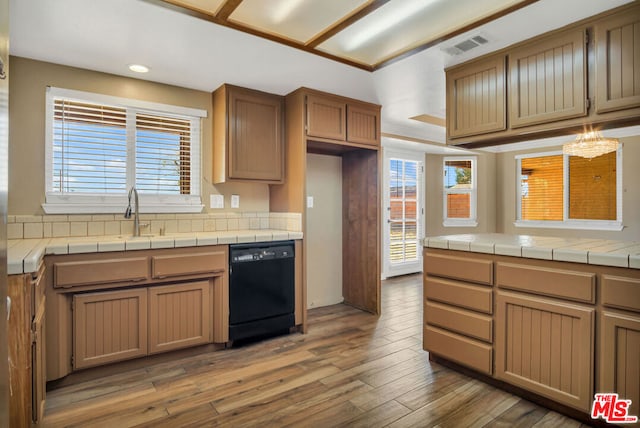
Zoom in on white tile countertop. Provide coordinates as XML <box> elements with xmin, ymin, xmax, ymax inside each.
<box><xmin>424</xmin><ymin>233</ymin><xmax>640</xmax><ymax>269</ymax></box>
<box><xmin>8</xmin><ymin>229</ymin><xmax>303</xmax><ymax>275</ymax></box>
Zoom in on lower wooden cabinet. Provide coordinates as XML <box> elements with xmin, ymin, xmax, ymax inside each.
<box><xmin>8</xmin><ymin>268</ymin><xmax>46</xmax><ymax>426</ymax></box>
<box><xmin>73</xmin><ymin>289</ymin><xmax>148</xmax><ymax>369</ymax></box>
<box><xmin>599</xmin><ymin>311</ymin><xmax>640</xmax><ymax>421</ymax></box>
<box><xmin>73</xmin><ymin>281</ymin><xmax>213</xmax><ymax>368</ymax></box>
<box><xmin>148</xmin><ymin>281</ymin><xmax>211</xmax><ymax>354</ymax></box>
<box><xmin>495</xmin><ymin>290</ymin><xmax>594</xmax><ymax>412</ymax></box>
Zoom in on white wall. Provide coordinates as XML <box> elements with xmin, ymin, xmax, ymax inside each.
<box><xmin>305</xmin><ymin>154</ymin><xmax>343</xmax><ymax>309</ymax></box>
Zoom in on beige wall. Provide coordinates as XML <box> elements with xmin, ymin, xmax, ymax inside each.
<box><xmin>496</xmin><ymin>135</ymin><xmax>640</xmax><ymax>240</ymax></box>
<box><xmin>305</xmin><ymin>153</ymin><xmax>343</xmax><ymax>309</ymax></box>
<box><xmin>8</xmin><ymin>57</ymin><xmax>269</xmax><ymax>215</ymax></box>
<box><xmin>425</xmin><ymin>152</ymin><xmax>497</xmax><ymax>236</ymax></box>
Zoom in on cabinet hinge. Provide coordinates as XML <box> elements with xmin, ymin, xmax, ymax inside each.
<box><xmin>30</xmin><ymin>330</ymin><xmax>37</xmax><ymax>344</ymax></box>
<box><xmin>585</xmin><ymin>29</ymin><xmax>590</xmax><ymax>45</ymax></box>
<box><xmin>586</xmin><ymin>98</ymin><xmax>591</xmax><ymax>110</ymax></box>
<box><xmin>71</xmin><ymin>355</ymin><xmax>74</xmax><ymax>366</ymax></box>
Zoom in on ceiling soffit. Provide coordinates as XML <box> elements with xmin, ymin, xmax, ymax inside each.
<box><xmin>154</xmin><ymin>0</ymin><xmax>539</xmax><ymax>71</ymax></box>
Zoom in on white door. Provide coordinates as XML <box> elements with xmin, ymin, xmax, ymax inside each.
<box><xmin>383</xmin><ymin>151</ymin><xmax>424</xmax><ymax>278</ymax></box>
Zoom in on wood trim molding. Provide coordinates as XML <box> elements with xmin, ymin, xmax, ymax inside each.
<box><xmin>305</xmin><ymin>0</ymin><xmax>392</xmax><ymax>48</ymax></box>
<box><xmin>147</xmin><ymin>0</ymin><xmax>540</xmax><ymax>71</ymax></box>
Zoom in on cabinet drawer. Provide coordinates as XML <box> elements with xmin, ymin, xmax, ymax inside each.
<box><xmin>54</xmin><ymin>257</ymin><xmax>148</xmax><ymax>288</ymax></box>
<box><xmin>424</xmin><ymin>325</ymin><xmax>493</xmax><ymax>375</ymax></box>
<box><xmin>424</xmin><ymin>253</ymin><xmax>493</xmax><ymax>285</ymax></box>
<box><xmin>151</xmin><ymin>251</ymin><xmax>226</xmax><ymax>279</ymax></box>
<box><xmin>425</xmin><ymin>301</ymin><xmax>492</xmax><ymax>343</ymax></box>
<box><xmin>602</xmin><ymin>275</ymin><xmax>640</xmax><ymax>313</ymax></box>
<box><xmin>496</xmin><ymin>262</ymin><xmax>595</xmax><ymax>303</ymax></box>
<box><xmin>425</xmin><ymin>277</ymin><xmax>492</xmax><ymax>314</ymax></box>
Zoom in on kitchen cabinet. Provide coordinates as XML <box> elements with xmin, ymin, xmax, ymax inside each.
<box><xmin>212</xmin><ymin>84</ymin><xmax>284</xmax><ymax>184</ymax></box>
<box><xmin>423</xmin><ymin>252</ymin><xmax>494</xmax><ymax>375</ymax></box>
<box><xmin>594</xmin><ymin>9</ymin><xmax>640</xmax><ymax>113</ymax></box>
<box><xmin>599</xmin><ymin>274</ymin><xmax>640</xmax><ymax>421</ymax></box>
<box><xmin>73</xmin><ymin>289</ymin><xmax>148</xmax><ymax>369</ymax></box>
<box><xmin>305</xmin><ymin>91</ymin><xmax>380</xmax><ymax>147</ymax></box>
<box><xmin>148</xmin><ymin>281</ymin><xmax>211</xmax><ymax>354</ymax></box>
<box><xmin>495</xmin><ymin>290</ymin><xmax>594</xmax><ymax>412</ymax></box>
<box><xmin>270</xmin><ymin>87</ymin><xmax>381</xmax><ymax>316</ymax></box>
<box><xmin>446</xmin><ymin>55</ymin><xmax>506</xmax><ymax>139</ymax></box>
<box><xmin>46</xmin><ymin>245</ymin><xmax>230</xmax><ymax>380</ymax></box>
<box><xmin>509</xmin><ymin>29</ymin><xmax>587</xmax><ymax>128</ymax></box>
<box><xmin>306</xmin><ymin>93</ymin><xmax>346</xmax><ymax>141</ymax></box>
<box><xmin>444</xmin><ymin>2</ymin><xmax>640</xmax><ymax>147</ymax></box>
<box><xmin>8</xmin><ymin>264</ymin><xmax>46</xmax><ymax>426</ymax></box>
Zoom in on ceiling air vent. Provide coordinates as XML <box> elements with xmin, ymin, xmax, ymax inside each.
<box><xmin>442</xmin><ymin>34</ymin><xmax>490</xmax><ymax>56</ymax></box>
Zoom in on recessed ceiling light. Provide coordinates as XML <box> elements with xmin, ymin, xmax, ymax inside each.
<box><xmin>128</xmin><ymin>64</ymin><xmax>150</xmax><ymax>73</ymax></box>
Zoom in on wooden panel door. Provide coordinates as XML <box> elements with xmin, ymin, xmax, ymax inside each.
<box><xmin>306</xmin><ymin>94</ymin><xmax>346</xmax><ymax>141</ymax></box>
<box><xmin>73</xmin><ymin>289</ymin><xmax>148</xmax><ymax>369</ymax></box>
<box><xmin>342</xmin><ymin>149</ymin><xmax>380</xmax><ymax>314</ymax></box>
<box><xmin>446</xmin><ymin>55</ymin><xmax>506</xmax><ymax>138</ymax></box>
<box><xmin>228</xmin><ymin>86</ymin><xmax>284</xmax><ymax>182</ymax></box>
<box><xmin>7</xmin><ymin>274</ymin><xmax>32</xmax><ymax>427</ymax></box>
<box><xmin>495</xmin><ymin>291</ymin><xmax>594</xmax><ymax>412</ymax></box>
<box><xmin>594</xmin><ymin>8</ymin><xmax>640</xmax><ymax>113</ymax></box>
<box><xmin>346</xmin><ymin>103</ymin><xmax>379</xmax><ymax>146</ymax></box>
<box><xmin>148</xmin><ymin>281</ymin><xmax>211</xmax><ymax>354</ymax></box>
<box><xmin>509</xmin><ymin>29</ymin><xmax>587</xmax><ymax>128</ymax></box>
<box><xmin>599</xmin><ymin>311</ymin><xmax>640</xmax><ymax>421</ymax></box>
<box><xmin>31</xmin><ymin>297</ymin><xmax>46</xmax><ymax>423</ymax></box>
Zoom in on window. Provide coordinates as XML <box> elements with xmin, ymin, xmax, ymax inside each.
<box><xmin>515</xmin><ymin>148</ymin><xmax>622</xmax><ymax>230</ymax></box>
<box><xmin>443</xmin><ymin>157</ymin><xmax>477</xmax><ymax>227</ymax></box>
<box><xmin>388</xmin><ymin>158</ymin><xmax>421</xmax><ymax>265</ymax></box>
<box><xmin>44</xmin><ymin>87</ymin><xmax>206</xmax><ymax>213</ymax></box>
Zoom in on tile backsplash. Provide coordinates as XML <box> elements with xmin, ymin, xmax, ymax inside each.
<box><xmin>8</xmin><ymin>212</ymin><xmax>302</xmax><ymax>240</ymax></box>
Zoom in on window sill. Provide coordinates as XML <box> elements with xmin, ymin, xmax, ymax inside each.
<box><xmin>443</xmin><ymin>219</ymin><xmax>478</xmax><ymax>228</ymax></box>
<box><xmin>514</xmin><ymin>220</ymin><xmax>624</xmax><ymax>232</ymax></box>
<box><xmin>43</xmin><ymin>194</ymin><xmax>204</xmax><ymax>214</ymax></box>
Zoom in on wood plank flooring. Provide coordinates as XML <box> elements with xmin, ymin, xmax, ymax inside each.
<box><xmin>42</xmin><ymin>274</ymin><xmax>590</xmax><ymax>427</ymax></box>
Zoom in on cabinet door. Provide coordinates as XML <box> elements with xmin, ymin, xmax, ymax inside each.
<box><xmin>73</xmin><ymin>289</ymin><xmax>148</xmax><ymax>369</ymax></box>
<box><xmin>509</xmin><ymin>29</ymin><xmax>587</xmax><ymax>128</ymax></box>
<box><xmin>599</xmin><ymin>311</ymin><xmax>640</xmax><ymax>420</ymax></box>
<box><xmin>8</xmin><ymin>274</ymin><xmax>32</xmax><ymax>427</ymax></box>
<box><xmin>595</xmin><ymin>9</ymin><xmax>640</xmax><ymax>113</ymax></box>
<box><xmin>148</xmin><ymin>281</ymin><xmax>211</xmax><ymax>354</ymax></box>
<box><xmin>228</xmin><ymin>87</ymin><xmax>284</xmax><ymax>182</ymax></box>
<box><xmin>31</xmin><ymin>298</ymin><xmax>46</xmax><ymax>423</ymax></box>
<box><xmin>447</xmin><ymin>55</ymin><xmax>506</xmax><ymax>138</ymax></box>
<box><xmin>306</xmin><ymin>94</ymin><xmax>346</xmax><ymax>141</ymax></box>
<box><xmin>495</xmin><ymin>291</ymin><xmax>594</xmax><ymax>412</ymax></box>
<box><xmin>346</xmin><ymin>103</ymin><xmax>379</xmax><ymax>146</ymax></box>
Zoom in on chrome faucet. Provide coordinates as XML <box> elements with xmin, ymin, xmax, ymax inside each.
<box><xmin>124</xmin><ymin>187</ymin><xmax>147</xmax><ymax>236</ymax></box>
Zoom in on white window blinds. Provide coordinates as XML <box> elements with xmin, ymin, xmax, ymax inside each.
<box><xmin>45</xmin><ymin>87</ymin><xmax>206</xmax><ymax>214</ymax></box>
<box><xmin>53</xmin><ymin>100</ymin><xmax>128</xmax><ymax>193</ymax></box>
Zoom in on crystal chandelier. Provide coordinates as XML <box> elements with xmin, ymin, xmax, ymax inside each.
<box><xmin>562</xmin><ymin>131</ymin><xmax>619</xmax><ymax>159</ymax></box>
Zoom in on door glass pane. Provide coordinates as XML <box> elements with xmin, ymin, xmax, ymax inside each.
<box><xmin>387</xmin><ymin>158</ymin><xmax>421</xmax><ymax>265</ymax></box>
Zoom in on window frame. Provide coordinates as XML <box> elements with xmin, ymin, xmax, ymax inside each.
<box><xmin>43</xmin><ymin>87</ymin><xmax>206</xmax><ymax>214</ymax></box>
<box><xmin>443</xmin><ymin>156</ymin><xmax>478</xmax><ymax>227</ymax></box>
<box><xmin>514</xmin><ymin>148</ymin><xmax>623</xmax><ymax>231</ymax></box>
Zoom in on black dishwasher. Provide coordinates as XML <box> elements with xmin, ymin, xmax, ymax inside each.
<box><xmin>229</xmin><ymin>241</ymin><xmax>295</xmax><ymax>341</ymax></box>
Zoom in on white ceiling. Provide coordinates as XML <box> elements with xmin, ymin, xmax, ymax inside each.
<box><xmin>8</xmin><ymin>0</ymin><xmax>634</xmax><ymax>148</ymax></box>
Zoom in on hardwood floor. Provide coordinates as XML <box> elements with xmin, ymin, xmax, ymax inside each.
<box><xmin>42</xmin><ymin>274</ymin><xmax>589</xmax><ymax>427</ymax></box>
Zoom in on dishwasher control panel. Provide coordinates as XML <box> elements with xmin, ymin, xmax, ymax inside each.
<box><xmin>230</xmin><ymin>241</ymin><xmax>294</xmax><ymax>263</ymax></box>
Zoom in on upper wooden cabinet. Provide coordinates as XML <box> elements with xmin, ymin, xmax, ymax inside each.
<box><xmin>594</xmin><ymin>9</ymin><xmax>640</xmax><ymax>113</ymax></box>
<box><xmin>447</xmin><ymin>55</ymin><xmax>506</xmax><ymax>138</ymax></box>
<box><xmin>305</xmin><ymin>91</ymin><xmax>380</xmax><ymax>147</ymax></box>
<box><xmin>213</xmin><ymin>84</ymin><xmax>284</xmax><ymax>184</ymax></box>
<box><xmin>445</xmin><ymin>2</ymin><xmax>640</xmax><ymax>146</ymax></box>
<box><xmin>509</xmin><ymin>29</ymin><xmax>587</xmax><ymax>128</ymax></box>
<box><xmin>306</xmin><ymin>94</ymin><xmax>346</xmax><ymax>141</ymax></box>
